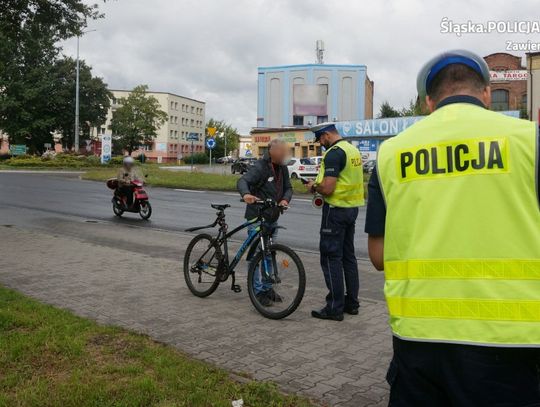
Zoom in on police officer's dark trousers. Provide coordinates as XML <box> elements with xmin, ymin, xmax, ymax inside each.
<box><xmin>388</xmin><ymin>336</ymin><xmax>540</xmax><ymax>406</ymax></box>
<box><xmin>319</xmin><ymin>203</ymin><xmax>359</xmax><ymax>314</ymax></box>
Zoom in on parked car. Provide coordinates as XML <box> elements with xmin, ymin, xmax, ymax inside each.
<box><xmin>231</xmin><ymin>157</ymin><xmax>257</xmax><ymax>174</ymax></box>
<box><xmin>287</xmin><ymin>158</ymin><xmax>318</xmax><ymax>179</ymax></box>
<box><xmin>363</xmin><ymin>159</ymin><xmax>376</xmax><ymax>174</ymax></box>
<box><xmin>310</xmin><ymin>156</ymin><xmax>324</xmax><ymax>166</ymax></box>
<box><xmin>216</xmin><ymin>156</ymin><xmax>234</xmax><ymax>164</ymax></box>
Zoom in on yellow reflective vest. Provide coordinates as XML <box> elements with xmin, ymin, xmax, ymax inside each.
<box><xmin>315</xmin><ymin>140</ymin><xmax>364</xmax><ymax>208</ymax></box>
<box><xmin>377</xmin><ymin>102</ymin><xmax>540</xmax><ymax>346</ymax></box>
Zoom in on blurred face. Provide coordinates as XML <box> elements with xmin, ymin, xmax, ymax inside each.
<box><xmin>269</xmin><ymin>142</ymin><xmax>288</xmax><ymax>165</ymax></box>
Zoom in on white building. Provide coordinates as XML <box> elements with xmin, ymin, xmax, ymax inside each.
<box><xmin>94</xmin><ymin>90</ymin><xmax>205</xmax><ymax>162</ymax></box>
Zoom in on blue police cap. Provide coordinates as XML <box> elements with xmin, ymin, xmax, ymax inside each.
<box><xmin>310</xmin><ymin>122</ymin><xmax>337</xmax><ymax>141</ymax></box>
<box><xmin>417</xmin><ymin>50</ymin><xmax>490</xmax><ymax>99</ymax></box>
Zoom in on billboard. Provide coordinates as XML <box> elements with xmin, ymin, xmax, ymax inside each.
<box><xmin>293</xmin><ymin>84</ymin><xmax>327</xmax><ymax>116</ymax></box>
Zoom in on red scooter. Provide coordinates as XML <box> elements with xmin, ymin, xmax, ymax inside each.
<box><xmin>106</xmin><ymin>178</ymin><xmax>152</xmax><ymax>220</ymax></box>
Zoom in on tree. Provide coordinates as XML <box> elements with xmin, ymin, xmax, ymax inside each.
<box><xmin>400</xmin><ymin>97</ymin><xmax>430</xmax><ymax>116</ymax></box>
<box><xmin>50</xmin><ymin>58</ymin><xmax>112</xmax><ymax>149</ymax></box>
<box><xmin>0</xmin><ymin>0</ymin><xmax>103</xmax><ymax>152</ymax></box>
<box><xmin>205</xmin><ymin>118</ymin><xmax>240</xmax><ymax>159</ymax></box>
<box><xmin>377</xmin><ymin>101</ymin><xmax>402</xmax><ymax>118</ymax></box>
<box><xmin>377</xmin><ymin>98</ymin><xmax>430</xmax><ymax>120</ymax></box>
<box><xmin>109</xmin><ymin>85</ymin><xmax>168</xmax><ymax>154</ymax></box>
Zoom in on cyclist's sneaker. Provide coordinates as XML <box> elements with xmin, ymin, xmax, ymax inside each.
<box><xmin>267</xmin><ymin>288</ymin><xmax>283</xmax><ymax>303</ymax></box>
<box><xmin>256</xmin><ymin>291</ymin><xmax>272</xmax><ymax>307</ymax></box>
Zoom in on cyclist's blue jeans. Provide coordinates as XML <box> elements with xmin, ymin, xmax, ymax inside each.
<box><xmin>247</xmin><ymin>221</ymin><xmax>278</xmax><ymax>294</ymax></box>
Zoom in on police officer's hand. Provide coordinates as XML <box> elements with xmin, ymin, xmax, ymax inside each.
<box><xmin>305</xmin><ymin>181</ymin><xmax>315</xmax><ymax>194</ymax></box>
<box><xmin>278</xmin><ymin>200</ymin><xmax>289</xmax><ymax>208</ymax></box>
<box><xmin>242</xmin><ymin>194</ymin><xmax>259</xmax><ymax>204</ymax></box>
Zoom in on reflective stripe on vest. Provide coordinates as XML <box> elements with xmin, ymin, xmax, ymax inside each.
<box><xmin>377</xmin><ymin>103</ymin><xmax>540</xmax><ymax>346</ymax></box>
<box><xmin>315</xmin><ymin>141</ymin><xmax>365</xmax><ymax>208</ymax></box>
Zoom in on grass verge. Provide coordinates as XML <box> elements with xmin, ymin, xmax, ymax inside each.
<box><xmin>82</xmin><ymin>166</ymin><xmax>308</xmax><ymax>194</ymax></box>
<box><xmin>0</xmin><ymin>285</ymin><xmax>313</xmax><ymax>407</ymax></box>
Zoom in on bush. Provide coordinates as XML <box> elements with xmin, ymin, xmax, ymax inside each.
<box><xmin>4</xmin><ymin>154</ymin><xmax>105</xmax><ymax>168</ymax></box>
<box><xmin>0</xmin><ymin>153</ymin><xmax>12</xmax><ymax>161</ymax></box>
<box><xmin>109</xmin><ymin>156</ymin><xmax>125</xmax><ymax>166</ymax></box>
<box><xmin>186</xmin><ymin>153</ymin><xmax>209</xmax><ymax>164</ymax></box>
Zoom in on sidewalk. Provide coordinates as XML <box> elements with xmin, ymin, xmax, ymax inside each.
<box><xmin>0</xmin><ymin>219</ymin><xmax>391</xmax><ymax>406</ymax></box>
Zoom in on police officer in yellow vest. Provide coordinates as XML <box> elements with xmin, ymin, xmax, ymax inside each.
<box><xmin>366</xmin><ymin>50</ymin><xmax>540</xmax><ymax>405</ymax></box>
<box><xmin>307</xmin><ymin>123</ymin><xmax>364</xmax><ymax>321</ymax></box>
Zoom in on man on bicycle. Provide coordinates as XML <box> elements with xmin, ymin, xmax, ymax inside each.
<box><xmin>237</xmin><ymin>138</ymin><xmax>293</xmax><ymax>306</ymax></box>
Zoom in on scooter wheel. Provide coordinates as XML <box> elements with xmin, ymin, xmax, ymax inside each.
<box><xmin>139</xmin><ymin>201</ymin><xmax>152</xmax><ymax>220</ymax></box>
<box><xmin>113</xmin><ymin>201</ymin><xmax>124</xmax><ymax>217</ymax></box>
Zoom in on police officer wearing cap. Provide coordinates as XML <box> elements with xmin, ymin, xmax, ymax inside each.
<box><xmin>366</xmin><ymin>50</ymin><xmax>540</xmax><ymax>405</ymax></box>
<box><xmin>307</xmin><ymin>123</ymin><xmax>364</xmax><ymax>321</ymax></box>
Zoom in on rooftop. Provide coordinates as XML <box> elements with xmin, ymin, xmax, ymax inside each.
<box><xmin>109</xmin><ymin>89</ymin><xmax>205</xmax><ymax>104</ymax></box>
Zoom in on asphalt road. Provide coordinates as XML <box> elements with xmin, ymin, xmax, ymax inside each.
<box><xmin>0</xmin><ymin>172</ymin><xmax>370</xmax><ymax>257</ymax></box>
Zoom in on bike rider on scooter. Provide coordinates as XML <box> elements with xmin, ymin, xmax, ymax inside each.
<box><xmin>116</xmin><ymin>156</ymin><xmax>141</xmax><ymax>208</ymax></box>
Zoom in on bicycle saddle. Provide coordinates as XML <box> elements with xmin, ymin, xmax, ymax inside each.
<box><xmin>211</xmin><ymin>203</ymin><xmax>231</xmax><ymax>210</ymax></box>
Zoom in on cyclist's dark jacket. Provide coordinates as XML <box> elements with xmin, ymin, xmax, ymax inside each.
<box><xmin>237</xmin><ymin>154</ymin><xmax>293</xmax><ymax>220</ymax></box>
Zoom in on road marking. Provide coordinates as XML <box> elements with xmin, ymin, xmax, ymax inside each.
<box><xmin>0</xmin><ymin>170</ymin><xmax>84</xmax><ymax>174</ymax></box>
<box><xmin>224</xmin><ymin>192</ymin><xmax>238</xmax><ymax>196</ymax></box>
<box><xmin>294</xmin><ymin>198</ymin><xmax>312</xmax><ymax>202</ymax></box>
<box><xmin>173</xmin><ymin>189</ymin><xmax>205</xmax><ymax>193</ymax></box>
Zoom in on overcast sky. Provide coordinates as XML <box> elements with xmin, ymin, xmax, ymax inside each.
<box><xmin>62</xmin><ymin>0</ymin><xmax>539</xmax><ymax>133</ymax></box>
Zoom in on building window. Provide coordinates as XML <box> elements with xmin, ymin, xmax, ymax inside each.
<box><xmin>170</xmin><ymin>116</ymin><xmax>173</xmax><ymax>123</ymax></box>
<box><xmin>191</xmin><ymin>106</ymin><xmax>195</xmax><ymax>113</ymax></box>
<box><xmin>171</xmin><ymin>101</ymin><xmax>174</xmax><ymax>109</ymax></box>
<box><xmin>170</xmin><ymin>130</ymin><xmax>174</xmax><ymax>137</ymax></box>
<box><xmin>317</xmin><ymin>115</ymin><xmax>328</xmax><ymax>124</ymax></box>
<box><xmin>521</xmin><ymin>93</ymin><xmax>527</xmax><ymax>109</ymax></box>
<box><xmin>491</xmin><ymin>89</ymin><xmax>509</xmax><ymax>111</ymax></box>
<box><xmin>175</xmin><ymin>102</ymin><xmax>178</xmax><ymax>110</ymax></box>
<box><xmin>293</xmin><ymin>115</ymin><xmax>304</xmax><ymax>126</ymax></box>
<box><xmin>191</xmin><ymin>119</ymin><xmax>194</xmax><ymax>126</ymax></box>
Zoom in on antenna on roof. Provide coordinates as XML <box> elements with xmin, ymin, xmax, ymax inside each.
<box><xmin>316</xmin><ymin>40</ymin><xmax>325</xmax><ymax>64</ymax></box>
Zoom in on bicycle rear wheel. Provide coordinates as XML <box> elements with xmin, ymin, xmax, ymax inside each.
<box><xmin>247</xmin><ymin>243</ymin><xmax>306</xmax><ymax>319</ymax></box>
<box><xmin>183</xmin><ymin>233</ymin><xmax>221</xmax><ymax>297</ymax></box>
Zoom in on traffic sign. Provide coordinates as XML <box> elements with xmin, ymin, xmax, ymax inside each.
<box><xmin>207</xmin><ymin>127</ymin><xmax>217</xmax><ymax>136</ymax></box>
<box><xmin>9</xmin><ymin>145</ymin><xmax>27</xmax><ymax>156</ymax></box>
<box><xmin>187</xmin><ymin>133</ymin><xmax>199</xmax><ymax>142</ymax></box>
<box><xmin>206</xmin><ymin>138</ymin><xmax>216</xmax><ymax>150</ymax></box>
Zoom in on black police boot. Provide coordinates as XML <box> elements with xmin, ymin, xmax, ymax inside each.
<box><xmin>311</xmin><ymin>308</ymin><xmax>344</xmax><ymax>321</ymax></box>
<box><xmin>343</xmin><ymin>306</ymin><xmax>359</xmax><ymax>315</ymax></box>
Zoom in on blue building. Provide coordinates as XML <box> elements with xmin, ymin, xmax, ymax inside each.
<box><xmin>257</xmin><ymin>64</ymin><xmax>374</xmax><ymax>128</ymax></box>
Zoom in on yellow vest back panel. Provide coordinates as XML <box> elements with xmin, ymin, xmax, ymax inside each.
<box><xmin>377</xmin><ymin>103</ymin><xmax>540</xmax><ymax>346</ymax></box>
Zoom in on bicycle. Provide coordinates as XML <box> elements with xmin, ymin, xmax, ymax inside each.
<box><xmin>183</xmin><ymin>199</ymin><xmax>306</xmax><ymax>319</ymax></box>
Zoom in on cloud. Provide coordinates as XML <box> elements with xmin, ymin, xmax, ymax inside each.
<box><xmin>62</xmin><ymin>0</ymin><xmax>539</xmax><ymax>133</ymax></box>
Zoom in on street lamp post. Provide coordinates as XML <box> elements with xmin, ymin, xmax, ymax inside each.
<box><xmin>74</xmin><ymin>29</ymin><xmax>96</xmax><ymax>153</ymax></box>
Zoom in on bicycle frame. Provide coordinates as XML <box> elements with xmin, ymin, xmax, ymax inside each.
<box><xmin>186</xmin><ymin>215</ymin><xmax>273</xmax><ymax>278</ymax></box>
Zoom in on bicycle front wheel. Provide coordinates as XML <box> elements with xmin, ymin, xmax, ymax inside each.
<box><xmin>247</xmin><ymin>243</ymin><xmax>306</xmax><ymax>319</ymax></box>
<box><xmin>183</xmin><ymin>233</ymin><xmax>221</xmax><ymax>297</ymax></box>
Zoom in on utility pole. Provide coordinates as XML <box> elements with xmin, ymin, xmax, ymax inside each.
<box><xmin>74</xmin><ymin>29</ymin><xmax>96</xmax><ymax>153</ymax></box>
<box><xmin>223</xmin><ymin>132</ymin><xmax>227</xmax><ymax>158</ymax></box>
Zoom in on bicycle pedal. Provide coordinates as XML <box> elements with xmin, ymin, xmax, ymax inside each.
<box><xmin>231</xmin><ymin>284</ymin><xmax>242</xmax><ymax>293</ymax></box>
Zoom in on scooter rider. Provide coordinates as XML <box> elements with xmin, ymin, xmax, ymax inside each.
<box><xmin>116</xmin><ymin>156</ymin><xmax>141</xmax><ymax>208</ymax></box>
